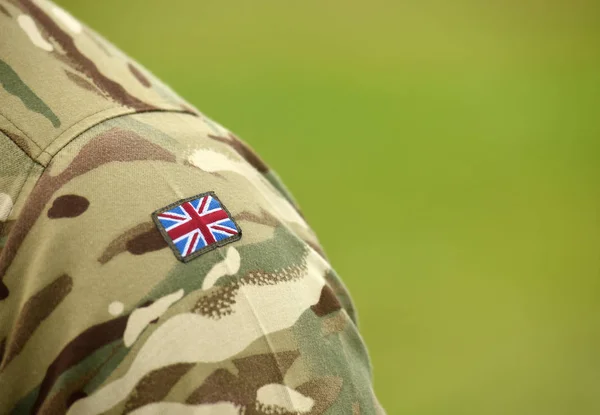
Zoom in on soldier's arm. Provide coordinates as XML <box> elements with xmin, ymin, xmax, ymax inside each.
<box><xmin>0</xmin><ymin>1</ymin><xmax>384</xmax><ymax>414</ymax></box>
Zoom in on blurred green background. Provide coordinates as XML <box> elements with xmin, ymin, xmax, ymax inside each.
<box><xmin>55</xmin><ymin>1</ymin><xmax>600</xmax><ymax>413</ymax></box>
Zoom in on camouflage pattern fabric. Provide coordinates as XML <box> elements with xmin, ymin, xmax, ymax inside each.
<box><xmin>0</xmin><ymin>1</ymin><xmax>385</xmax><ymax>414</ymax></box>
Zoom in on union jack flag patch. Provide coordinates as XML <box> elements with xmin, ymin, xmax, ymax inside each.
<box><xmin>152</xmin><ymin>191</ymin><xmax>241</xmax><ymax>262</ymax></box>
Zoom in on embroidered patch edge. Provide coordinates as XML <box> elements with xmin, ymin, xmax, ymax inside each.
<box><xmin>151</xmin><ymin>191</ymin><xmax>242</xmax><ymax>263</ymax></box>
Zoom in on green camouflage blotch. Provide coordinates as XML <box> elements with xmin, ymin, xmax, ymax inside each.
<box><xmin>143</xmin><ymin>226</ymin><xmax>307</xmax><ymax>301</ymax></box>
<box><xmin>0</xmin><ymin>59</ymin><xmax>60</xmax><ymax>128</ymax></box>
<box><xmin>31</xmin><ymin>315</ymin><xmax>129</xmax><ymax>413</ymax></box>
<box><xmin>45</xmin><ymin>342</ymin><xmax>119</xmax><ymax>400</ymax></box>
<box><xmin>294</xmin><ymin>308</ymin><xmax>377</xmax><ymax>414</ymax></box>
<box><xmin>185</xmin><ymin>350</ymin><xmax>300</xmax><ymax>406</ymax></box>
<box><xmin>69</xmin><ymin>226</ymin><xmax>310</xmax><ymax>394</ymax></box>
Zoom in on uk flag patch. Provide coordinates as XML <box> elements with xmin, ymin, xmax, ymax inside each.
<box><xmin>152</xmin><ymin>191</ymin><xmax>241</xmax><ymax>262</ymax></box>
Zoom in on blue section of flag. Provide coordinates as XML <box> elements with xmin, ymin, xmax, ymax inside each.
<box><xmin>170</xmin><ymin>205</ymin><xmax>186</xmax><ymax>216</ymax></box>
<box><xmin>213</xmin><ymin>232</ymin><xmax>228</xmax><ymax>242</ymax></box>
<box><xmin>158</xmin><ymin>217</ymin><xmax>179</xmax><ymax>229</ymax></box>
<box><xmin>208</xmin><ymin>197</ymin><xmax>221</xmax><ymax>211</ymax></box>
<box><xmin>189</xmin><ymin>198</ymin><xmax>201</xmax><ymax>211</ymax></box>
<box><xmin>217</xmin><ymin>219</ymin><xmax>236</xmax><ymax>230</ymax></box>
<box><xmin>174</xmin><ymin>237</ymin><xmax>189</xmax><ymax>256</ymax></box>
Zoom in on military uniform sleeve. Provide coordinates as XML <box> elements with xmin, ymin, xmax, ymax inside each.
<box><xmin>0</xmin><ymin>1</ymin><xmax>385</xmax><ymax>414</ymax></box>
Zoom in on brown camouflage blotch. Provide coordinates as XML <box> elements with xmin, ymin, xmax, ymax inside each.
<box><xmin>60</xmin><ymin>127</ymin><xmax>176</xmax><ymax>177</ymax></box>
<box><xmin>208</xmin><ymin>133</ymin><xmax>269</xmax><ymax>173</ymax></box>
<box><xmin>322</xmin><ymin>311</ymin><xmax>349</xmax><ymax>336</ymax></box>
<box><xmin>0</xmin><ymin>219</ymin><xmax>15</xmax><ymax>238</ymax></box>
<box><xmin>236</xmin><ymin>208</ymin><xmax>279</xmax><ymax>228</ymax></box>
<box><xmin>186</xmin><ymin>367</ymin><xmax>241</xmax><ymax>407</ymax></box>
<box><xmin>1</xmin><ymin>274</ymin><xmax>73</xmax><ymax>368</ymax></box>
<box><xmin>123</xmin><ymin>363</ymin><xmax>194</xmax><ymax>413</ymax></box>
<box><xmin>295</xmin><ymin>376</ymin><xmax>343</xmax><ymax>415</ymax></box>
<box><xmin>192</xmin><ymin>282</ymin><xmax>240</xmax><ymax>319</ymax></box>
<box><xmin>323</xmin><ymin>270</ymin><xmax>356</xmax><ymax>324</ymax></box>
<box><xmin>32</xmin><ymin>314</ymin><xmax>129</xmax><ymax>413</ymax></box>
<box><xmin>66</xmin><ymin>391</ymin><xmax>87</xmax><ymax>410</ymax></box>
<box><xmin>127</xmin><ymin>62</ymin><xmax>151</xmax><ymax>88</ymax></box>
<box><xmin>98</xmin><ymin>221</ymin><xmax>156</xmax><ymax>264</ymax></box>
<box><xmin>240</xmin><ymin>263</ymin><xmax>306</xmax><ymax>287</ymax></box>
<box><xmin>0</xmin><ymin>127</ymin><xmax>176</xmax><ymax>282</ymax></box>
<box><xmin>139</xmin><ymin>299</ymin><xmax>154</xmax><ymax>308</ymax></box>
<box><xmin>41</xmin><ymin>343</ymin><xmax>123</xmax><ymax>414</ymax></box>
<box><xmin>353</xmin><ymin>401</ymin><xmax>361</xmax><ymax>415</ymax></box>
<box><xmin>1</xmin><ymin>128</ymin><xmax>32</xmax><ymax>158</ymax></box>
<box><xmin>64</xmin><ymin>70</ymin><xmax>105</xmax><ymax>97</ymax></box>
<box><xmin>0</xmin><ymin>337</ymin><xmax>5</xmax><ymax>363</ymax></box>
<box><xmin>126</xmin><ymin>226</ymin><xmax>168</xmax><ymax>256</ymax></box>
<box><xmin>186</xmin><ymin>351</ymin><xmax>300</xmax><ymax>409</ymax></box>
<box><xmin>47</xmin><ymin>194</ymin><xmax>89</xmax><ymax>218</ymax></box>
<box><xmin>17</xmin><ymin>0</ymin><xmax>154</xmax><ymax>110</ymax></box>
<box><xmin>0</xmin><ymin>176</ymin><xmax>56</xmax><ymax>295</ymax></box>
<box><xmin>0</xmin><ymin>3</ymin><xmax>10</xmax><ymax>17</ymax></box>
<box><xmin>0</xmin><ymin>220</ymin><xmax>14</xmax><ymax>295</ymax></box>
<box><xmin>39</xmin><ymin>379</ymin><xmax>88</xmax><ymax>414</ymax></box>
<box><xmin>0</xmin><ymin>282</ymin><xmax>7</xmax><ymax>300</ymax></box>
<box><xmin>193</xmin><ymin>263</ymin><xmax>306</xmax><ymax>319</ymax></box>
<box><xmin>311</xmin><ymin>285</ymin><xmax>342</xmax><ymax>317</ymax></box>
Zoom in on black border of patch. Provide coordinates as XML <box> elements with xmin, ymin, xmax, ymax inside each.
<box><xmin>151</xmin><ymin>191</ymin><xmax>242</xmax><ymax>263</ymax></box>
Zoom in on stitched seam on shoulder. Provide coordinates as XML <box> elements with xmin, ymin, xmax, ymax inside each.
<box><xmin>0</xmin><ymin>102</ymin><xmax>197</xmax><ymax>167</ymax></box>
<box><xmin>38</xmin><ymin>106</ymin><xmax>137</xmax><ymax>163</ymax></box>
<box><xmin>39</xmin><ymin>103</ymin><xmax>197</xmax><ymax>161</ymax></box>
<box><xmin>39</xmin><ymin>107</ymin><xmax>199</xmax><ymax>167</ymax></box>
<box><xmin>0</xmin><ymin>113</ymin><xmax>45</xmax><ymax>166</ymax></box>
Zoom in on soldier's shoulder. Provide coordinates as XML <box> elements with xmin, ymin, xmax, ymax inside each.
<box><xmin>0</xmin><ymin>0</ymin><xmax>197</xmax><ymax>166</ymax></box>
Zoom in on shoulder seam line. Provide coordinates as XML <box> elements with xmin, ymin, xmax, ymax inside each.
<box><xmin>38</xmin><ymin>107</ymin><xmax>199</xmax><ymax>166</ymax></box>
<box><xmin>0</xmin><ymin>104</ymin><xmax>198</xmax><ymax>167</ymax></box>
<box><xmin>0</xmin><ymin>113</ymin><xmax>45</xmax><ymax>168</ymax></box>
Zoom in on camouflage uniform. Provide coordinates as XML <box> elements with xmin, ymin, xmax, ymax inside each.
<box><xmin>0</xmin><ymin>1</ymin><xmax>385</xmax><ymax>414</ymax></box>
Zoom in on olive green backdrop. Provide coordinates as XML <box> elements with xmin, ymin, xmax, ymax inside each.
<box><xmin>55</xmin><ymin>1</ymin><xmax>600</xmax><ymax>413</ymax></box>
